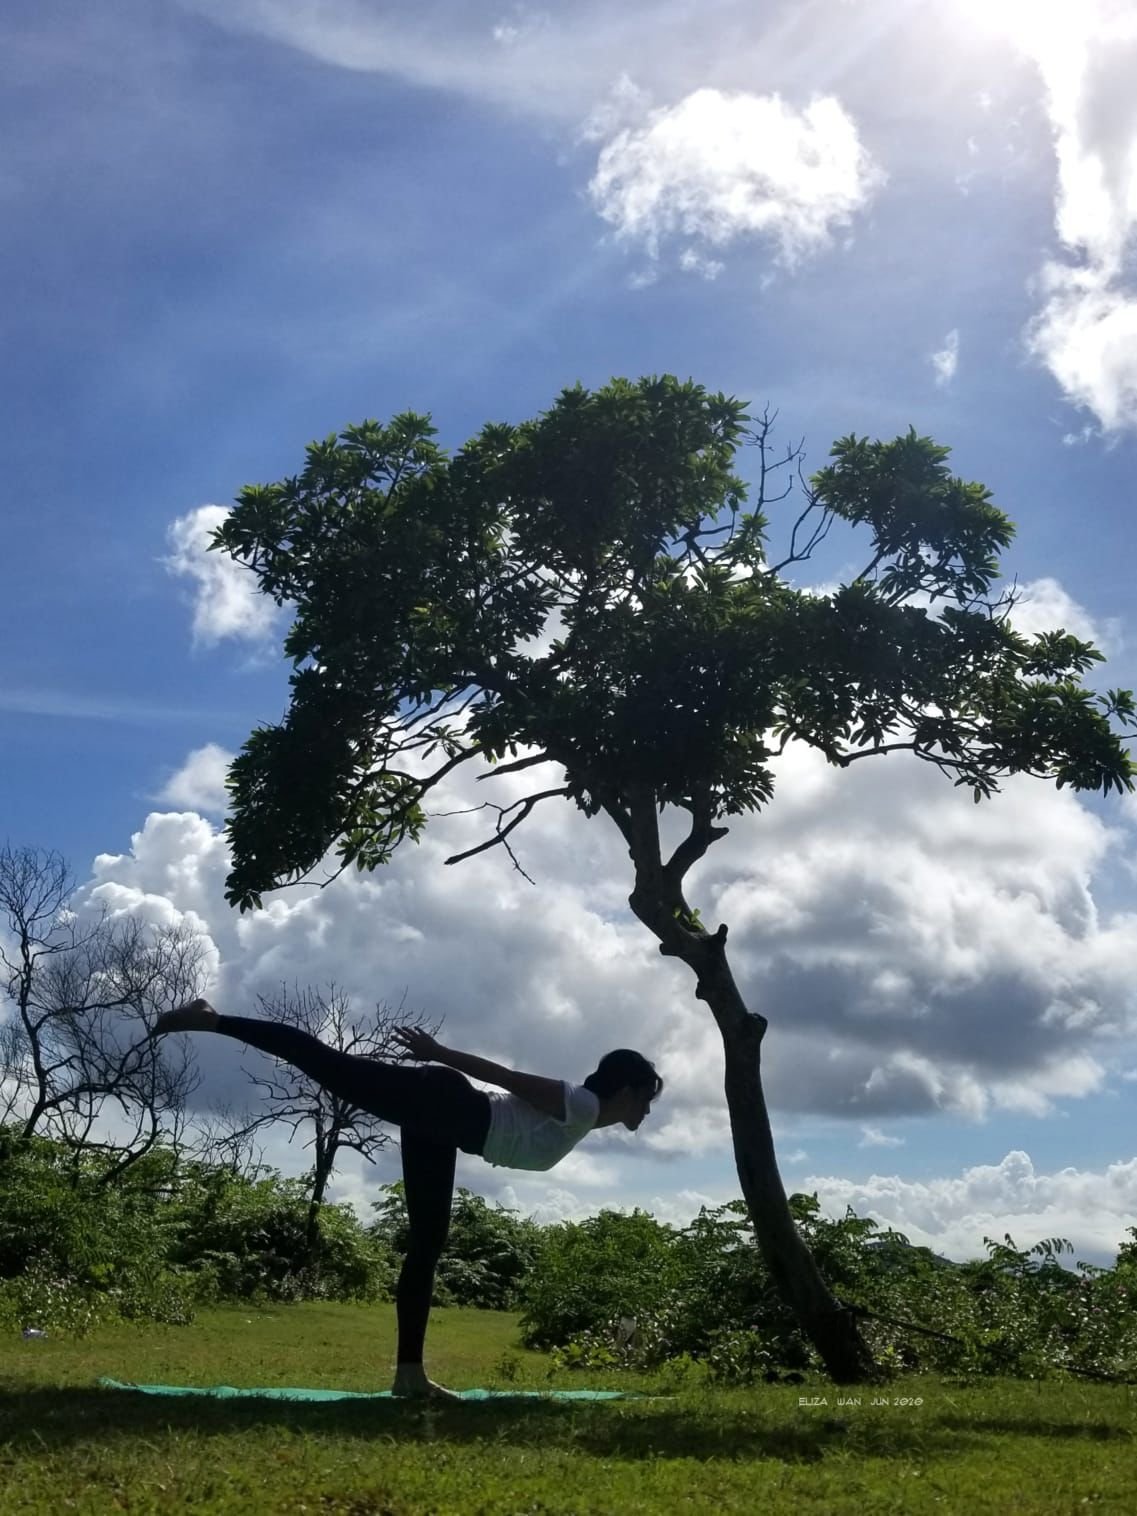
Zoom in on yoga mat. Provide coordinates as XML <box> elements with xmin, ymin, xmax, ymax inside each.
<box><xmin>98</xmin><ymin>1377</ymin><xmax>628</xmax><ymax>1401</ymax></box>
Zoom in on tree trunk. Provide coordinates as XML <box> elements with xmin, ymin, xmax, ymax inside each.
<box><xmin>305</xmin><ymin>1151</ymin><xmax>332</xmax><ymax>1267</ymax></box>
<box><xmin>712</xmin><ymin>992</ymin><xmax>876</xmax><ymax>1383</ymax></box>
<box><xmin>615</xmin><ymin>783</ymin><xmax>877</xmax><ymax>1382</ymax></box>
<box><xmin>631</xmin><ymin>897</ymin><xmax>876</xmax><ymax>1380</ymax></box>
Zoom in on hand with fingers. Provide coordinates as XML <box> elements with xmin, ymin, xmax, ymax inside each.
<box><xmin>392</xmin><ymin>1025</ymin><xmax>442</xmax><ymax>1062</ymax></box>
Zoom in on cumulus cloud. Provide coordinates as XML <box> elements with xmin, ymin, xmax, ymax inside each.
<box><xmin>164</xmin><ymin>505</ymin><xmax>281</xmax><ymax>648</ymax></box>
<box><xmin>1027</xmin><ymin>266</ymin><xmax>1137</xmax><ymax>433</ymax></box>
<box><xmin>156</xmin><ymin>743</ymin><xmax>234</xmax><ymax>814</ymax></box>
<box><xmin>1007</xmin><ymin>575</ymin><xmax>1125</xmax><ymax>656</ymax></box>
<box><xmin>806</xmin><ymin>1149</ymin><xmax>1137</xmax><ymax>1264</ymax></box>
<box><xmin>1012</xmin><ymin>2</ymin><xmax>1137</xmax><ymax>431</ymax></box>
<box><xmin>929</xmin><ymin>328</ymin><xmax>959</xmax><ymax>387</ymax></box>
<box><xmin>731</xmin><ymin>745</ymin><xmax>1137</xmax><ymax>1122</ymax></box>
<box><xmin>587</xmin><ymin>88</ymin><xmax>883</xmax><ymax>273</ymax></box>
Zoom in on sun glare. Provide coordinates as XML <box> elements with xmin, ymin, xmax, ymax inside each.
<box><xmin>950</xmin><ymin>0</ymin><xmax>1075</xmax><ymax>53</ymax></box>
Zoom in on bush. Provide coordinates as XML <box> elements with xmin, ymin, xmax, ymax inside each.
<box><xmin>518</xmin><ymin>1209</ymin><xmax>678</xmax><ymax>1348</ymax></box>
<box><xmin>173</xmin><ymin>1164</ymin><xmax>392</xmax><ymax>1303</ymax></box>
<box><xmin>520</xmin><ymin>1196</ymin><xmax>1137</xmax><ymax>1384</ymax></box>
<box><xmin>3</xmin><ymin>1122</ymin><xmax>1134</xmax><ymax>1381</ymax></box>
<box><xmin>0</xmin><ymin>1136</ymin><xmax>193</xmax><ymax>1330</ymax></box>
<box><xmin>0</xmin><ymin>1257</ymin><xmax>116</xmax><ymax>1338</ymax></box>
<box><xmin>0</xmin><ymin>1129</ymin><xmax>393</xmax><ymax>1322</ymax></box>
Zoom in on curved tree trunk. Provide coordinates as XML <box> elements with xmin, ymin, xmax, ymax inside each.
<box><xmin>620</xmin><ymin>802</ymin><xmax>877</xmax><ymax>1381</ymax></box>
<box><xmin>712</xmin><ymin>990</ymin><xmax>876</xmax><ymax>1383</ymax></box>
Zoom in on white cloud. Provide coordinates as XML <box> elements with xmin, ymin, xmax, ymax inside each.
<box><xmin>805</xmin><ymin>1150</ymin><xmax>1137</xmax><ymax>1264</ymax></box>
<box><xmin>929</xmin><ymin>328</ymin><xmax>959</xmax><ymax>387</ymax></box>
<box><xmin>859</xmin><ymin>1125</ymin><xmax>904</xmax><ymax>1148</ymax></box>
<box><xmin>1007</xmin><ymin>575</ymin><xmax>1125</xmax><ymax>657</ymax></box>
<box><xmin>1027</xmin><ymin>265</ymin><xmax>1137</xmax><ymax>434</ymax></box>
<box><xmin>678</xmin><ymin>247</ymin><xmax>725</xmax><ymax>280</ymax></box>
<box><xmin>164</xmin><ymin>505</ymin><xmax>282</xmax><ymax>648</ymax></box>
<box><xmin>1010</xmin><ymin>2</ymin><xmax>1137</xmax><ymax>431</ymax></box>
<box><xmin>588</xmin><ymin>88</ymin><xmax>883</xmax><ymax>273</ymax></box>
<box><xmin>156</xmin><ymin>743</ymin><xmax>234</xmax><ymax>815</ymax></box>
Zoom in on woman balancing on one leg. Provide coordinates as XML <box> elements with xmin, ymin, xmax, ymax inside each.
<box><xmin>154</xmin><ymin>998</ymin><xmax>662</xmax><ymax>1400</ymax></box>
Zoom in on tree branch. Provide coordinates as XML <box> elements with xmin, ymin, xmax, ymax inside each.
<box><xmin>475</xmin><ymin>750</ymin><xmax>556</xmax><ymax>782</ymax></box>
<box><xmin>768</xmin><ymin>467</ymin><xmax>835</xmax><ymax>576</ymax></box>
<box><xmin>439</xmin><ymin>785</ymin><xmax>573</xmax><ymax>881</ymax></box>
<box><xmin>662</xmin><ymin>780</ymin><xmax>731</xmax><ymax>892</ymax></box>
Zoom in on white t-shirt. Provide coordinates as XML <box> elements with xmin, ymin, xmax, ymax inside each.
<box><xmin>481</xmin><ymin>1082</ymin><xmax>600</xmax><ymax>1172</ymax></box>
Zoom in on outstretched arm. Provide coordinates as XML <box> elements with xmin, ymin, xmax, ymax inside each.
<box><xmin>392</xmin><ymin>1027</ymin><xmax>565</xmax><ymax>1120</ymax></box>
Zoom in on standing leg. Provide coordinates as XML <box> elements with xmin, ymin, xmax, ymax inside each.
<box><xmin>391</xmin><ymin>1128</ymin><xmax>460</xmax><ymax>1399</ymax></box>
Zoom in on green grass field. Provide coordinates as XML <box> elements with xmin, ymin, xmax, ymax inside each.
<box><xmin>1</xmin><ymin>1303</ymin><xmax>1134</xmax><ymax>1514</ymax></box>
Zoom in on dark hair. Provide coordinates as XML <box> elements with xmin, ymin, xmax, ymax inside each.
<box><xmin>583</xmin><ymin>1049</ymin><xmax>663</xmax><ymax>1101</ymax></box>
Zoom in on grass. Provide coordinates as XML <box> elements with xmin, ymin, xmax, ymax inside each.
<box><xmin>0</xmin><ymin>1302</ymin><xmax>1135</xmax><ymax>1513</ymax></box>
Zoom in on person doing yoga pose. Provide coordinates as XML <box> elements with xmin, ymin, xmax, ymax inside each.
<box><xmin>154</xmin><ymin>998</ymin><xmax>662</xmax><ymax>1399</ymax></box>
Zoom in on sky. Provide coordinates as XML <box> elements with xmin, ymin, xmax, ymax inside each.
<box><xmin>3</xmin><ymin>0</ymin><xmax>1137</xmax><ymax>1265</ymax></box>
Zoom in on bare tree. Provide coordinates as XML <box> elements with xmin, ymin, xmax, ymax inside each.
<box><xmin>0</xmin><ymin>1015</ymin><xmax>28</xmax><ymax>1124</ymax></box>
<box><xmin>187</xmin><ymin>1100</ymin><xmax>269</xmax><ymax>1181</ymax></box>
<box><xmin>233</xmin><ymin>982</ymin><xmax>438</xmax><ymax>1259</ymax></box>
<box><xmin>0</xmin><ymin>844</ymin><xmax>204</xmax><ymax>1179</ymax></box>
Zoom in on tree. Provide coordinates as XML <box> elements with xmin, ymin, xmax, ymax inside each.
<box><xmin>0</xmin><ymin>844</ymin><xmax>203</xmax><ymax>1180</ymax></box>
<box><xmin>185</xmin><ymin>1100</ymin><xmax>269</xmax><ymax>1181</ymax></box>
<box><xmin>208</xmin><ymin>375</ymin><xmax>1137</xmax><ymax>1381</ymax></box>
<box><xmin>228</xmin><ymin>983</ymin><xmax>437</xmax><ymax>1260</ymax></box>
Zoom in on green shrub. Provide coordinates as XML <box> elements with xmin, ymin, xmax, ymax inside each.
<box><xmin>518</xmin><ymin>1209</ymin><xmax>678</xmax><ymax>1348</ymax></box>
<box><xmin>172</xmin><ymin>1164</ymin><xmax>391</xmax><ymax>1303</ymax></box>
<box><xmin>0</xmin><ymin>1129</ymin><xmax>391</xmax><ymax>1320</ymax></box>
<box><xmin>521</xmin><ymin>1197</ymin><xmax>1137</xmax><ymax>1384</ymax></box>
<box><xmin>0</xmin><ymin>1257</ymin><xmax>115</xmax><ymax>1338</ymax></box>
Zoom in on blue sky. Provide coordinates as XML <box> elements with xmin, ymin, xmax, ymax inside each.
<box><xmin>3</xmin><ymin>0</ymin><xmax>1137</xmax><ymax>1260</ymax></box>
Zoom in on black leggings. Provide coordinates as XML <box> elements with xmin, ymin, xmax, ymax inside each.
<box><xmin>216</xmin><ymin>1015</ymin><xmax>492</xmax><ymax>1365</ymax></box>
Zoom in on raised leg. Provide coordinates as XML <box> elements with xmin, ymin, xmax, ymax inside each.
<box><xmin>156</xmin><ymin>1004</ymin><xmax>490</xmax><ymax>1151</ymax></box>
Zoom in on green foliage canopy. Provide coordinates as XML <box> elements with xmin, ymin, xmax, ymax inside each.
<box><xmin>212</xmin><ymin>377</ymin><xmax>1137</xmax><ymax>909</ymax></box>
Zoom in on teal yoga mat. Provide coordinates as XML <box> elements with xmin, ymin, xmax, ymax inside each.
<box><xmin>98</xmin><ymin>1377</ymin><xmax>628</xmax><ymax>1401</ymax></box>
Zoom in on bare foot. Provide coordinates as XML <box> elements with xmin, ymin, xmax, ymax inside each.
<box><xmin>153</xmin><ymin>998</ymin><xmax>220</xmax><ymax>1035</ymax></box>
<box><xmin>391</xmin><ymin>1367</ymin><xmax>463</xmax><ymax>1402</ymax></box>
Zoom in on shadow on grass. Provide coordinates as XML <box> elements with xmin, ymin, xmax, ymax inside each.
<box><xmin>939</xmin><ymin>1415</ymin><xmax>1133</xmax><ymax>1443</ymax></box>
<box><xmin>0</xmin><ymin>1387</ymin><xmax>1129</xmax><ymax>1465</ymax></box>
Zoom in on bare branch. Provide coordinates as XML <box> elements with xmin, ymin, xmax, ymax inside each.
<box><xmin>767</xmin><ymin>464</ymin><xmax>835</xmax><ymax>576</ymax></box>
<box><xmin>438</xmin><ymin>785</ymin><xmax>572</xmax><ymax>881</ymax></box>
<box><xmin>392</xmin><ymin>682</ymin><xmax>486</xmax><ymax>741</ymax></box>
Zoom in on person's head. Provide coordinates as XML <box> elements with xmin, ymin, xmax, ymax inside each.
<box><xmin>584</xmin><ymin>1049</ymin><xmax>663</xmax><ymax>1131</ymax></box>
